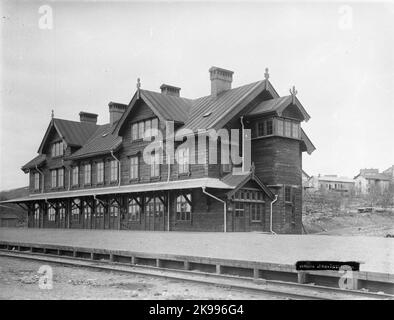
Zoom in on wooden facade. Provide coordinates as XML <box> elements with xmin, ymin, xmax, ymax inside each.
<box><xmin>12</xmin><ymin>66</ymin><xmax>315</xmax><ymax>233</ymax></box>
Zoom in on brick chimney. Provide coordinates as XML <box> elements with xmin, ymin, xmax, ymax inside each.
<box><xmin>108</xmin><ymin>102</ymin><xmax>127</xmax><ymax>126</ymax></box>
<box><xmin>209</xmin><ymin>66</ymin><xmax>234</xmax><ymax>96</ymax></box>
<box><xmin>160</xmin><ymin>84</ymin><xmax>181</xmax><ymax>97</ymax></box>
<box><xmin>79</xmin><ymin>111</ymin><xmax>98</xmax><ymax>124</ymax></box>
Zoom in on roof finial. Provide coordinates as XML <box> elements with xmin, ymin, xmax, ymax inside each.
<box><xmin>264</xmin><ymin>68</ymin><xmax>269</xmax><ymax>80</ymax></box>
<box><xmin>136</xmin><ymin>78</ymin><xmax>141</xmax><ymax>99</ymax></box>
<box><xmin>264</xmin><ymin>68</ymin><xmax>269</xmax><ymax>89</ymax></box>
<box><xmin>289</xmin><ymin>85</ymin><xmax>298</xmax><ymax>104</ymax></box>
<box><xmin>51</xmin><ymin>109</ymin><xmax>54</xmax><ymax>119</ymax></box>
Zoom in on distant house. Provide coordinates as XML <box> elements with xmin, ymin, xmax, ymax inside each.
<box><xmin>301</xmin><ymin>170</ymin><xmax>312</xmax><ymax>190</ymax></box>
<box><xmin>354</xmin><ymin>169</ymin><xmax>391</xmax><ymax>195</ymax></box>
<box><xmin>383</xmin><ymin>165</ymin><xmax>394</xmax><ymax>181</ymax></box>
<box><xmin>309</xmin><ymin>175</ymin><xmax>355</xmax><ymax>194</ymax></box>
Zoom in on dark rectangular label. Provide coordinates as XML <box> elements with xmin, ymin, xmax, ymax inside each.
<box><xmin>295</xmin><ymin>261</ymin><xmax>360</xmax><ymax>271</ymax></box>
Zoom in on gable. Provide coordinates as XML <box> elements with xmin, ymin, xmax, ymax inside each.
<box><xmin>118</xmin><ymin>99</ymin><xmax>157</xmax><ymax>136</ymax></box>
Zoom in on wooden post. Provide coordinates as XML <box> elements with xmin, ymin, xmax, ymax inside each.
<box><xmin>216</xmin><ymin>264</ymin><xmax>222</xmax><ymax>274</ymax></box>
<box><xmin>297</xmin><ymin>271</ymin><xmax>308</xmax><ymax>284</ymax></box>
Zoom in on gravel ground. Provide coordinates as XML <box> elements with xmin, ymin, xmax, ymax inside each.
<box><xmin>0</xmin><ymin>256</ymin><xmax>280</xmax><ymax>300</ymax></box>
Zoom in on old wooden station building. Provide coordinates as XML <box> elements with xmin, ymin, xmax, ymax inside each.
<box><xmin>4</xmin><ymin>67</ymin><xmax>315</xmax><ymax>233</ymax></box>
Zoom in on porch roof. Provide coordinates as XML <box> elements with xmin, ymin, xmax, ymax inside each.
<box><xmin>0</xmin><ymin>178</ymin><xmax>233</xmax><ymax>203</ymax></box>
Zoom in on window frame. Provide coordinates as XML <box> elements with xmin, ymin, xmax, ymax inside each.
<box><xmin>176</xmin><ymin>194</ymin><xmax>192</xmax><ymax>221</ymax></box>
<box><xmin>150</xmin><ymin>153</ymin><xmax>160</xmax><ymax>178</ymax></box>
<box><xmin>34</xmin><ymin>172</ymin><xmax>40</xmax><ymax>190</ymax></box>
<box><xmin>58</xmin><ymin>168</ymin><xmax>64</xmax><ymax>188</ymax></box>
<box><xmin>96</xmin><ymin>161</ymin><xmax>104</xmax><ymax>184</ymax></box>
<box><xmin>84</xmin><ymin>163</ymin><xmax>91</xmax><ymax>185</ymax></box>
<box><xmin>129</xmin><ymin>156</ymin><xmax>139</xmax><ymax>180</ymax></box>
<box><xmin>72</xmin><ymin>166</ymin><xmax>79</xmax><ymax>186</ymax></box>
<box><xmin>51</xmin><ymin>170</ymin><xmax>57</xmax><ymax>188</ymax></box>
<box><xmin>110</xmin><ymin>160</ymin><xmax>119</xmax><ymax>182</ymax></box>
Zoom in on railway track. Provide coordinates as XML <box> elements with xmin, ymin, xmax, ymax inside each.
<box><xmin>1</xmin><ymin>249</ymin><xmax>393</xmax><ymax>300</ymax></box>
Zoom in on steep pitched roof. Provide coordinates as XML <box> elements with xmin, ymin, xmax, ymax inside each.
<box><xmin>38</xmin><ymin>118</ymin><xmax>99</xmax><ymax>153</ymax></box>
<box><xmin>114</xmin><ymin>79</ymin><xmax>280</xmax><ymax>134</ymax></box>
<box><xmin>184</xmin><ymin>81</ymin><xmax>265</xmax><ymax>131</ymax></box>
<box><xmin>247</xmin><ymin>95</ymin><xmax>311</xmax><ymax>121</ymax></box>
<box><xmin>301</xmin><ymin>129</ymin><xmax>316</xmax><ymax>155</ymax></box>
<box><xmin>221</xmin><ymin>171</ymin><xmax>275</xmax><ymax>200</ymax></box>
<box><xmin>66</xmin><ymin>124</ymin><xmax>122</xmax><ymax>160</ymax></box>
<box><xmin>354</xmin><ymin>173</ymin><xmax>391</xmax><ymax>181</ymax></box>
<box><xmin>21</xmin><ymin>154</ymin><xmax>46</xmax><ymax>172</ymax></box>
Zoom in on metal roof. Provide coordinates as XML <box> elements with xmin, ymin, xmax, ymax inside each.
<box><xmin>67</xmin><ymin>124</ymin><xmax>122</xmax><ymax>160</ymax></box>
<box><xmin>184</xmin><ymin>81</ymin><xmax>263</xmax><ymax>131</ymax></box>
<box><xmin>21</xmin><ymin>154</ymin><xmax>46</xmax><ymax>171</ymax></box>
<box><xmin>0</xmin><ymin>178</ymin><xmax>234</xmax><ymax>203</ymax></box>
<box><xmin>141</xmin><ymin>90</ymin><xmax>193</xmax><ymax>123</ymax></box>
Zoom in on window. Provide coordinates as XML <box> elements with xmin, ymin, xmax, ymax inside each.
<box><xmin>83</xmin><ymin>203</ymin><xmax>91</xmax><ymax>220</ymax></box>
<box><xmin>150</xmin><ymin>153</ymin><xmax>160</xmax><ymax>177</ymax></box>
<box><xmin>176</xmin><ymin>194</ymin><xmax>192</xmax><ymax>221</ymax></box>
<box><xmin>145</xmin><ymin>119</ymin><xmax>151</xmax><ymax>136</ymax></box>
<box><xmin>151</xmin><ymin>118</ymin><xmax>159</xmax><ymax>135</ymax></box>
<box><xmin>84</xmin><ymin>164</ymin><xmax>91</xmax><ymax>185</ymax></box>
<box><xmin>277</xmin><ymin>119</ymin><xmax>284</xmax><ymax>136</ymax></box>
<box><xmin>51</xmin><ymin>141</ymin><xmax>64</xmax><ymax>157</ymax></box>
<box><xmin>284</xmin><ymin>121</ymin><xmax>291</xmax><ymax>137</ymax></box>
<box><xmin>110</xmin><ymin>204</ymin><xmax>119</xmax><ymax>217</ymax></box>
<box><xmin>235</xmin><ymin>202</ymin><xmax>244</xmax><ymax>217</ymax></box>
<box><xmin>129</xmin><ymin>157</ymin><xmax>139</xmax><ymax>180</ymax></box>
<box><xmin>97</xmin><ymin>162</ymin><xmax>104</xmax><ymax>184</ymax></box>
<box><xmin>110</xmin><ymin>160</ymin><xmax>119</xmax><ymax>181</ymax></box>
<box><xmin>131</xmin><ymin>118</ymin><xmax>159</xmax><ymax>141</ymax></box>
<box><xmin>58</xmin><ymin>168</ymin><xmax>64</xmax><ymax>187</ymax></box>
<box><xmin>251</xmin><ymin>203</ymin><xmax>264</xmax><ymax>222</ymax></box>
<box><xmin>285</xmin><ymin>186</ymin><xmax>292</xmax><ymax>202</ymax></box>
<box><xmin>292</xmin><ymin>122</ymin><xmax>300</xmax><ymax>138</ymax></box>
<box><xmin>96</xmin><ymin>200</ymin><xmax>104</xmax><ymax>218</ymax></box>
<box><xmin>177</xmin><ymin>148</ymin><xmax>189</xmax><ymax>174</ymax></box>
<box><xmin>59</xmin><ymin>207</ymin><xmax>65</xmax><ymax>220</ymax></box>
<box><xmin>51</xmin><ymin>170</ymin><xmax>57</xmax><ymax>188</ymax></box>
<box><xmin>138</xmin><ymin>121</ymin><xmax>145</xmax><ymax>139</ymax></box>
<box><xmin>266</xmin><ymin>120</ymin><xmax>273</xmax><ymax>135</ymax></box>
<box><xmin>128</xmin><ymin>198</ymin><xmax>140</xmax><ymax>222</ymax></box>
<box><xmin>257</xmin><ymin>122</ymin><xmax>264</xmax><ymax>136</ymax></box>
<box><xmin>72</xmin><ymin>166</ymin><xmax>79</xmax><ymax>186</ymax></box>
<box><xmin>34</xmin><ymin>173</ymin><xmax>40</xmax><ymax>190</ymax></box>
<box><xmin>34</xmin><ymin>204</ymin><xmax>40</xmax><ymax>222</ymax></box>
<box><xmin>131</xmin><ymin>123</ymin><xmax>138</xmax><ymax>141</ymax></box>
<box><xmin>256</xmin><ymin>120</ymin><xmax>273</xmax><ymax>137</ymax></box>
<box><xmin>48</xmin><ymin>207</ymin><xmax>56</xmax><ymax>222</ymax></box>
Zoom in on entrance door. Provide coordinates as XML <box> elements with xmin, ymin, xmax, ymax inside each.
<box><xmin>233</xmin><ymin>202</ymin><xmax>246</xmax><ymax>232</ymax></box>
<box><xmin>58</xmin><ymin>207</ymin><xmax>66</xmax><ymax>228</ymax></box>
<box><xmin>154</xmin><ymin>200</ymin><xmax>165</xmax><ymax>231</ymax></box>
<box><xmin>109</xmin><ymin>204</ymin><xmax>119</xmax><ymax>229</ymax></box>
<box><xmin>93</xmin><ymin>202</ymin><xmax>105</xmax><ymax>229</ymax></box>
<box><xmin>83</xmin><ymin>204</ymin><xmax>92</xmax><ymax>229</ymax></box>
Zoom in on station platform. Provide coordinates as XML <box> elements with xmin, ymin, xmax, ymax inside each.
<box><xmin>0</xmin><ymin>228</ymin><xmax>393</xmax><ymax>275</ymax></box>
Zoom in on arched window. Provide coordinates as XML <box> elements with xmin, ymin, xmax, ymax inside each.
<box><xmin>176</xmin><ymin>194</ymin><xmax>191</xmax><ymax>221</ymax></box>
<box><xmin>48</xmin><ymin>206</ymin><xmax>56</xmax><ymax>222</ymax></box>
<box><xmin>72</xmin><ymin>199</ymin><xmax>81</xmax><ymax>222</ymax></box>
<box><xmin>34</xmin><ymin>204</ymin><xmax>40</xmax><ymax>222</ymax></box>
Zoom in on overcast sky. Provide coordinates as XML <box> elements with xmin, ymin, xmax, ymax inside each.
<box><xmin>1</xmin><ymin>1</ymin><xmax>393</xmax><ymax>190</ymax></box>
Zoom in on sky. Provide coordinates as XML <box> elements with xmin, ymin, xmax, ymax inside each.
<box><xmin>0</xmin><ymin>0</ymin><xmax>393</xmax><ymax>190</ymax></box>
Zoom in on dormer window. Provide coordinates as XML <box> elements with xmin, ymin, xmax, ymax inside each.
<box><xmin>34</xmin><ymin>172</ymin><xmax>40</xmax><ymax>190</ymax></box>
<box><xmin>131</xmin><ymin>118</ymin><xmax>159</xmax><ymax>141</ymax></box>
<box><xmin>51</xmin><ymin>141</ymin><xmax>64</xmax><ymax>157</ymax></box>
<box><xmin>253</xmin><ymin>117</ymin><xmax>300</xmax><ymax>140</ymax></box>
